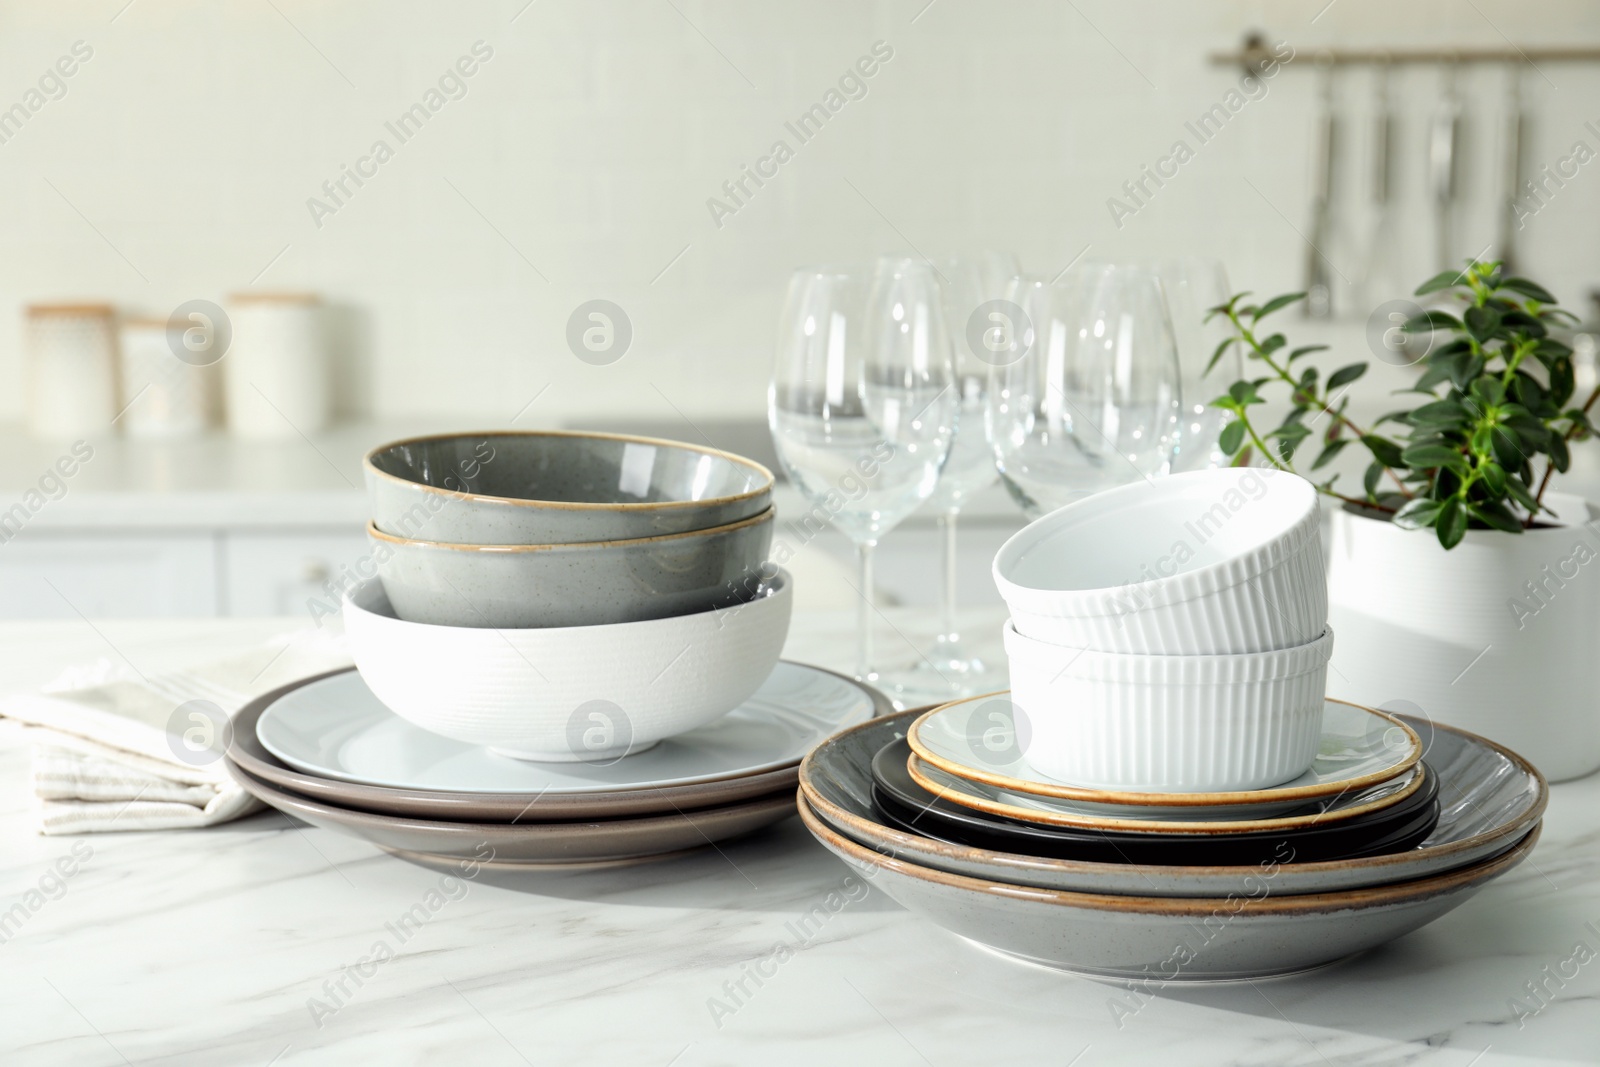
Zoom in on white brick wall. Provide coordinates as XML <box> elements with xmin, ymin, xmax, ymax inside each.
<box><xmin>0</xmin><ymin>0</ymin><xmax>1597</xmax><ymax>432</ymax></box>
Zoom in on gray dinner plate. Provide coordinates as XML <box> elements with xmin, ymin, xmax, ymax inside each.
<box><xmin>801</xmin><ymin>795</ymin><xmax>1539</xmax><ymax>981</ymax></box>
<box><xmin>229</xmin><ymin>666</ymin><xmax>889</xmax><ymax>822</ymax></box>
<box><xmin>800</xmin><ymin>709</ymin><xmax>1546</xmax><ymax>897</ymax></box>
<box><xmin>227</xmin><ymin>758</ymin><xmax>798</xmax><ymax>867</ymax></box>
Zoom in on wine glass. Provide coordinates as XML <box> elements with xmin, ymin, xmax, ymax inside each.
<box><xmin>988</xmin><ymin>264</ymin><xmax>1183</xmax><ymax>517</ymax></box>
<box><xmin>1153</xmin><ymin>259</ymin><xmax>1240</xmax><ymax>472</ymax></box>
<box><xmin>769</xmin><ymin>262</ymin><xmax>956</xmax><ymax>684</ymax></box>
<box><xmin>904</xmin><ymin>251</ymin><xmax>1021</xmax><ymax>694</ymax></box>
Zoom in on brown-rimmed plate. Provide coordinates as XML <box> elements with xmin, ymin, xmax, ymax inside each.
<box><xmin>228</xmin><ymin>667</ymin><xmax>891</xmax><ymax>822</ymax></box>
<box><xmin>908</xmin><ymin>693</ymin><xmax>1422</xmax><ymax>807</ymax></box>
<box><xmin>801</xmin><ymin>793</ymin><xmax>1539</xmax><ymax>980</ymax></box>
<box><xmin>801</xmin><ymin>709</ymin><xmax>1546</xmax><ymax>897</ymax></box>
<box><xmin>226</xmin><ymin>757</ymin><xmax>797</xmax><ymax>866</ymax></box>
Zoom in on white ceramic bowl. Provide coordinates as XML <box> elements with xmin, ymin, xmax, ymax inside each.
<box><xmin>343</xmin><ymin>570</ymin><xmax>793</xmax><ymax>762</ymax></box>
<box><xmin>1005</xmin><ymin>620</ymin><xmax>1334</xmax><ymax>792</ymax></box>
<box><xmin>993</xmin><ymin>468</ymin><xmax>1326</xmax><ymax>654</ymax></box>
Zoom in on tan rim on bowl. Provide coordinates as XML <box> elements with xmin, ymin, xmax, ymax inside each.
<box><xmin>904</xmin><ymin>754</ymin><xmax>1426</xmax><ymax>835</ymax></box>
<box><xmin>362</xmin><ymin>429</ymin><xmax>775</xmax><ymax>513</ymax></box>
<box><xmin>798</xmin><ymin>710</ymin><xmax>1547</xmax><ymax>885</ymax></box>
<box><xmin>366</xmin><ymin>506</ymin><xmax>774</xmax><ymax>553</ymax></box>
<box><xmin>798</xmin><ymin>792</ymin><xmax>1540</xmax><ymax>917</ymax></box>
<box><xmin>906</xmin><ymin>692</ymin><xmax>1423</xmax><ymax>807</ymax></box>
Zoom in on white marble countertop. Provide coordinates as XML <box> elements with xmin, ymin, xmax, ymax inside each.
<box><xmin>1</xmin><ymin>612</ymin><xmax>1597</xmax><ymax>1066</ymax></box>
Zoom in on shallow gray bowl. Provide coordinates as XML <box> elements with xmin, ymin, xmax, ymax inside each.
<box><xmin>365</xmin><ymin>430</ymin><xmax>774</xmax><ymax>545</ymax></box>
<box><xmin>370</xmin><ymin>508</ymin><xmax>776</xmax><ymax>628</ymax></box>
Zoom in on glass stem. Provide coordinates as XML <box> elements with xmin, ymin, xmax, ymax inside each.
<box><xmin>939</xmin><ymin>509</ymin><xmax>960</xmax><ymax>645</ymax></box>
<box><xmin>856</xmin><ymin>539</ymin><xmax>876</xmax><ymax>681</ymax></box>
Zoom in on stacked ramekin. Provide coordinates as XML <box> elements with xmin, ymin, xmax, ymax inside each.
<box><xmin>993</xmin><ymin>468</ymin><xmax>1332</xmax><ymax>792</ymax></box>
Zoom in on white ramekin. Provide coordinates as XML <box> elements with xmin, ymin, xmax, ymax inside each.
<box><xmin>1005</xmin><ymin>621</ymin><xmax>1334</xmax><ymax>792</ymax></box>
<box><xmin>994</xmin><ymin>468</ymin><xmax>1326</xmax><ymax>655</ymax></box>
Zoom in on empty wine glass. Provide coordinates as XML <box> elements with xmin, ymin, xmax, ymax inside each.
<box><xmin>988</xmin><ymin>264</ymin><xmax>1183</xmax><ymax>517</ymax></box>
<box><xmin>769</xmin><ymin>262</ymin><xmax>956</xmax><ymax>684</ymax></box>
<box><xmin>1154</xmin><ymin>259</ymin><xmax>1240</xmax><ymax>472</ymax></box>
<box><xmin>901</xmin><ymin>251</ymin><xmax>1021</xmax><ymax>694</ymax></box>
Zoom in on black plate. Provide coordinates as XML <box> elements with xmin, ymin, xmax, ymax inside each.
<box><xmin>870</xmin><ymin>738</ymin><xmax>1441</xmax><ymax>867</ymax></box>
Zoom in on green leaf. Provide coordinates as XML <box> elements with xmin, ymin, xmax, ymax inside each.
<box><xmin>1437</xmin><ymin>498</ymin><xmax>1468</xmax><ymax>548</ymax></box>
<box><xmin>1252</xmin><ymin>293</ymin><xmax>1306</xmax><ymax>321</ymax></box>
<box><xmin>1499</xmin><ymin>277</ymin><xmax>1558</xmax><ymax>304</ymax></box>
<box><xmin>1363</xmin><ymin>462</ymin><xmax>1384</xmax><ymax>500</ymax></box>
<box><xmin>1361</xmin><ymin>434</ymin><xmax>1406</xmax><ymax>469</ymax></box>
<box><xmin>1479</xmin><ymin>460</ymin><xmax>1507</xmax><ymax>496</ymax></box>
<box><xmin>1505</xmin><ymin>474</ymin><xmax>1540</xmax><ymax>513</ymax></box>
<box><xmin>1288</xmin><ymin>344</ymin><xmax>1328</xmax><ymax>362</ymax></box>
<box><xmin>1468</xmin><ymin>501</ymin><xmax>1524</xmax><ymax>533</ymax></box>
<box><xmin>1392</xmin><ymin>498</ymin><xmax>1444</xmax><ymax>529</ymax></box>
<box><xmin>1402</xmin><ymin>443</ymin><xmax>1469</xmax><ymax>472</ymax></box>
<box><xmin>1326</xmin><ymin>363</ymin><xmax>1368</xmax><ymax>390</ymax></box>
<box><xmin>1490</xmin><ymin>425</ymin><xmax>1526</xmax><ymax>468</ymax></box>
<box><xmin>1311</xmin><ymin>438</ymin><xmax>1350</xmax><ymax>470</ymax></box>
<box><xmin>1410</xmin><ymin>399</ymin><xmax>1470</xmax><ymax>427</ymax></box>
<box><xmin>1258</xmin><ymin>333</ymin><xmax>1287</xmax><ymax>356</ymax></box>
<box><xmin>1550</xmin><ymin>433</ymin><xmax>1572</xmax><ymax>473</ymax></box>
<box><xmin>1404</xmin><ymin>310</ymin><xmax>1464</xmax><ymax>333</ymax></box>
<box><xmin>1416</xmin><ymin>269</ymin><xmax>1468</xmax><ymax>296</ymax></box>
<box><xmin>1469</xmin><ymin>377</ymin><xmax>1506</xmax><ymax>407</ymax></box>
<box><xmin>1217</xmin><ymin>419</ymin><xmax>1246</xmax><ymax>456</ymax></box>
<box><xmin>1205</xmin><ymin>337</ymin><xmax>1235</xmax><ymax>375</ymax></box>
<box><xmin>1228</xmin><ymin>381</ymin><xmax>1262</xmax><ymax>406</ymax></box>
<box><xmin>1464</xmin><ymin>306</ymin><xmax>1503</xmax><ymax>342</ymax></box>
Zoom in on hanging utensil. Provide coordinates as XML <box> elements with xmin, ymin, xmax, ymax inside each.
<box><xmin>1498</xmin><ymin>67</ymin><xmax>1526</xmax><ymax>274</ymax></box>
<box><xmin>1305</xmin><ymin>57</ymin><xmax>1339</xmax><ymax>319</ymax></box>
<box><xmin>1429</xmin><ymin>62</ymin><xmax>1464</xmax><ymax>273</ymax></box>
<box><xmin>1357</xmin><ymin>58</ymin><xmax>1400</xmax><ymax>310</ymax></box>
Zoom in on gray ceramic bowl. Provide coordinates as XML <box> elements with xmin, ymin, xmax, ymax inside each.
<box><xmin>370</xmin><ymin>508</ymin><xmax>776</xmax><ymax>628</ymax></box>
<box><xmin>365</xmin><ymin>431</ymin><xmax>774</xmax><ymax>545</ymax></box>
<box><xmin>800</xmin><ymin>710</ymin><xmax>1546</xmax><ymax>898</ymax></box>
<box><xmin>801</xmin><ymin>796</ymin><xmax>1538</xmax><ymax>980</ymax></box>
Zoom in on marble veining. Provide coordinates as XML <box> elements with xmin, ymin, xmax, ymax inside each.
<box><xmin>0</xmin><ymin>613</ymin><xmax>1595</xmax><ymax>1065</ymax></box>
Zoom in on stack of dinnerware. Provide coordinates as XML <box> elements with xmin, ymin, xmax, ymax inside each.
<box><xmin>226</xmin><ymin>431</ymin><xmax>895</xmax><ymax>867</ymax></box>
<box><xmin>797</xmin><ymin>468</ymin><xmax>1544</xmax><ymax>978</ymax></box>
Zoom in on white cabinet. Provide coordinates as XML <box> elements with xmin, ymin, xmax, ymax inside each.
<box><xmin>221</xmin><ymin>531</ymin><xmax>371</xmax><ymax>618</ymax></box>
<box><xmin>0</xmin><ymin>532</ymin><xmax>219</xmax><ymax>618</ymax></box>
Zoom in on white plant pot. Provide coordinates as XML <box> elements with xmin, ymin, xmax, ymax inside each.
<box><xmin>1326</xmin><ymin>491</ymin><xmax>1600</xmax><ymax>781</ymax></box>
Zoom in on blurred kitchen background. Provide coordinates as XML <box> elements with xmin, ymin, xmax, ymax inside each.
<box><xmin>2</xmin><ymin>0</ymin><xmax>1600</xmax><ymax>624</ymax></box>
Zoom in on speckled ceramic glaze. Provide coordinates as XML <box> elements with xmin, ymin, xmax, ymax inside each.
<box><xmin>370</xmin><ymin>507</ymin><xmax>775</xmax><ymax>628</ymax></box>
<box><xmin>801</xmin><ymin>795</ymin><xmax>1538</xmax><ymax>980</ymax></box>
<box><xmin>365</xmin><ymin>430</ymin><xmax>774</xmax><ymax>545</ymax></box>
<box><xmin>227</xmin><ymin>758</ymin><xmax>798</xmax><ymax>867</ymax></box>
<box><xmin>800</xmin><ymin>710</ymin><xmax>1546</xmax><ymax>897</ymax></box>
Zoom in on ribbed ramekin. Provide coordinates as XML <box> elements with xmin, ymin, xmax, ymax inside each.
<box><xmin>1005</xmin><ymin>621</ymin><xmax>1334</xmax><ymax>792</ymax></box>
<box><xmin>994</xmin><ymin>468</ymin><xmax>1326</xmax><ymax>655</ymax></box>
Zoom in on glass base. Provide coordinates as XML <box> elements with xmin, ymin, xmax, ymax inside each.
<box><xmin>872</xmin><ymin>637</ymin><xmax>1007</xmax><ymax>709</ymax></box>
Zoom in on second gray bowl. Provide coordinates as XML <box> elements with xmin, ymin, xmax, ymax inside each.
<box><xmin>370</xmin><ymin>508</ymin><xmax>776</xmax><ymax>628</ymax></box>
<box><xmin>365</xmin><ymin>430</ymin><xmax>774</xmax><ymax>545</ymax></box>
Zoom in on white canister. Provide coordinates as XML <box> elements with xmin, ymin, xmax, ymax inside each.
<box><xmin>25</xmin><ymin>304</ymin><xmax>118</xmax><ymax>439</ymax></box>
<box><xmin>223</xmin><ymin>293</ymin><xmax>328</xmax><ymax>440</ymax></box>
<box><xmin>118</xmin><ymin>318</ymin><xmax>212</xmax><ymax>439</ymax></box>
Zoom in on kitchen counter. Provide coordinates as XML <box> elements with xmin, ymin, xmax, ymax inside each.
<box><xmin>1</xmin><ymin>612</ymin><xmax>1597</xmax><ymax>1066</ymax></box>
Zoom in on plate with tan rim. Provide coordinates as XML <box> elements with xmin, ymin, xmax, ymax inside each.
<box><xmin>800</xmin><ymin>793</ymin><xmax>1539</xmax><ymax>980</ymax></box>
<box><xmin>905</xmin><ymin>750</ymin><xmax>1426</xmax><ymax>834</ymax></box>
<box><xmin>908</xmin><ymin>693</ymin><xmax>1422</xmax><ymax>807</ymax></box>
<box><xmin>799</xmin><ymin>709</ymin><xmax>1546</xmax><ymax>897</ymax></box>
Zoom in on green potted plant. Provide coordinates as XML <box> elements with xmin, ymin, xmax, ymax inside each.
<box><xmin>1208</xmin><ymin>260</ymin><xmax>1600</xmax><ymax>779</ymax></box>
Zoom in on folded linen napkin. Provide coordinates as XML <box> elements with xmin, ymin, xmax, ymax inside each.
<box><xmin>0</xmin><ymin>628</ymin><xmax>352</xmax><ymax>835</ymax></box>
